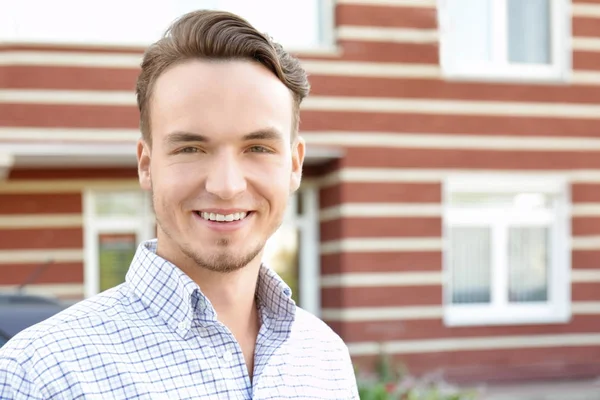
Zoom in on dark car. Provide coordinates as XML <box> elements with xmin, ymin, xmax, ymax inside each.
<box><xmin>0</xmin><ymin>293</ymin><xmax>67</xmax><ymax>347</ymax></box>
<box><xmin>0</xmin><ymin>261</ymin><xmax>69</xmax><ymax>347</ymax></box>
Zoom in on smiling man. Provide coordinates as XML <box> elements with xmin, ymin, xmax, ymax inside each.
<box><xmin>0</xmin><ymin>10</ymin><xmax>359</xmax><ymax>399</ymax></box>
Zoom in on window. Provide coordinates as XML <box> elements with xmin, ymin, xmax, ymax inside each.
<box><xmin>179</xmin><ymin>0</ymin><xmax>335</xmax><ymax>51</ymax></box>
<box><xmin>3</xmin><ymin>0</ymin><xmax>335</xmax><ymax>51</ymax></box>
<box><xmin>437</xmin><ymin>0</ymin><xmax>570</xmax><ymax>82</ymax></box>
<box><xmin>84</xmin><ymin>190</ymin><xmax>155</xmax><ymax>297</ymax></box>
<box><xmin>443</xmin><ymin>175</ymin><xmax>571</xmax><ymax>326</ymax></box>
<box><xmin>262</xmin><ymin>187</ymin><xmax>321</xmax><ymax>316</ymax></box>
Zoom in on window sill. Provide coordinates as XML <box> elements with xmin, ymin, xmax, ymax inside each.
<box><xmin>441</xmin><ymin>65</ymin><xmax>571</xmax><ymax>86</ymax></box>
<box><xmin>444</xmin><ymin>304</ymin><xmax>571</xmax><ymax>327</ymax></box>
<box><xmin>291</xmin><ymin>45</ymin><xmax>342</xmax><ymax>58</ymax></box>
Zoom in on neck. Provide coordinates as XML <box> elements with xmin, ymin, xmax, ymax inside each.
<box><xmin>155</xmin><ymin>235</ymin><xmax>263</xmax><ymax>333</ymax></box>
<box><xmin>191</xmin><ymin>260</ymin><xmax>262</xmax><ymax>330</ymax></box>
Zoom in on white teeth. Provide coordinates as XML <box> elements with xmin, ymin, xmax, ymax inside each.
<box><xmin>199</xmin><ymin>211</ymin><xmax>248</xmax><ymax>222</ymax></box>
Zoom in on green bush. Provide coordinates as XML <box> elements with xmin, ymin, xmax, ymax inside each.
<box><xmin>355</xmin><ymin>352</ymin><xmax>480</xmax><ymax>400</ymax></box>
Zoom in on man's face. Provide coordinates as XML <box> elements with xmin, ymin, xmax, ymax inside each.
<box><xmin>137</xmin><ymin>60</ymin><xmax>305</xmax><ymax>273</ymax></box>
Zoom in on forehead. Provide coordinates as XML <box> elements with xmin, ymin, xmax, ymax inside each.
<box><xmin>150</xmin><ymin>59</ymin><xmax>294</xmax><ymax>142</ymax></box>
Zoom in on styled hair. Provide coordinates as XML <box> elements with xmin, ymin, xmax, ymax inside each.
<box><xmin>135</xmin><ymin>9</ymin><xmax>310</xmax><ymax>145</ymax></box>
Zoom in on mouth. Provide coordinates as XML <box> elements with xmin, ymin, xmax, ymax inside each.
<box><xmin>194</xmin><ymin>210</ymin><xmax>253</xmax><ymax>223</ymax></box>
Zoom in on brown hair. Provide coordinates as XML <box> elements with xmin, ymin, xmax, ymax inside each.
<box><xmin>135</xmin><ymin>9</ymin><xmax>310</xmax><ymax>146</ymax></box>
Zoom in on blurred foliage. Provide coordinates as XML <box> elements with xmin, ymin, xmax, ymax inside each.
<box><xmin>356</xmin><ymin>352</ymin><xmax>480</xmax><ymax>400</ymax></box>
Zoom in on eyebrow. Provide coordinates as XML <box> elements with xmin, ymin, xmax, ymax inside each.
<box><xmin>165</xmin><ymin>128</ymin><xmax>283</xmax><ymax>146</ymax></box>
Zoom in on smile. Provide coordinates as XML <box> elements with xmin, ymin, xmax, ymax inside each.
<box><xmin>195</xmin><ymin>211</ymin><xmax>252</xmax><ymax>222</ymax></box>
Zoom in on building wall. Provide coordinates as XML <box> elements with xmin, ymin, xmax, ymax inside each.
<box><xmin>2</xmin><ymin>0</ymin><xmax>600</xmax><ymax>384</ymax></box>
<box><xmin>0</xmin><ymin>168</ymin><xmax>140</xmax><ymax>300</ymax></box>
<box><xmin>311</xmin><ymin>0</ymin><xmax>600</xmax><ymax>383</ymax></box>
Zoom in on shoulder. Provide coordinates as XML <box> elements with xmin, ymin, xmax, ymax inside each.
<box><xmin>0</xmin><ymin>284</ymin><xmax>132</xmax><ymax>363</ymax></box>
<box><xmin>291</xmin><ymin>307</ymin><xmax>350</xmax><ymax>354</ymax></box>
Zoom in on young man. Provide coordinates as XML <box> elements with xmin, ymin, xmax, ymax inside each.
<box><xmin>0</xmin><ymin>9</ymin><xmax>359</xmax><ymax>399</ymax></box>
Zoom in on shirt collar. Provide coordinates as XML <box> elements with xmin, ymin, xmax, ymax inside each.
<box><xmin>126</xmin><ymin>239</ymin><xmax>296</xmax><ymax>337</ymax></box>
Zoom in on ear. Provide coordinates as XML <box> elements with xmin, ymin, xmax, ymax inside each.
<box><xmin>137</xmin><ymin>139</ymin><xmax>152</xmax><ymax>191</ymax></box>
<box><xmin>290</xmin><ymin>136</ymin><xmax>305</xmax><ymax>193</ymax></box>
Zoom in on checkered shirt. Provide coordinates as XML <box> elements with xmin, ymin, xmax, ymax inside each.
<box><xmin>0</xmin><ymin>239</ymin><xmax>358</xmax><ymax>399</ymax></box>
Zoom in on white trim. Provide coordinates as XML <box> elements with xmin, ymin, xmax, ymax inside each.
<box><xmin>0</xmin><ymin>283</ymin><xmax>83</xmax><ymax>297</ymax></box>
<box><xmin>0</xmin><ymin>249</ymin><xmax>83</xmax><ymax>264</ymax></box>
<box><xmin>7</xmin><ymin>90</ymin><xmax>600</xmax><ymax>119</ymax></box>
<box><xmin>0</xmin><ymin>127</ymin><xmax>140</xmax><ymax>141</ymax></box>
<box><xmin>321</xmin><ymin>306</ymin><xmax>443</xmax><ymax>322</ymax></box>
<box><xmin>0</xmin><ymin>89</ymin><xmax>136</xmax><ymax>105</ymax></box>
<box><xmin>302</xmin><ymin>60</ymin><xmax>441</xmax><ymax>78</ymax></box>
<box><xmin>320</xmin><ymin>271</ymin><xmax>442</xmax><ymax>288</ymax></box>
<box><xmin>572</xmin><ymin>3</ymin><xmax>600</xmax><ymax>17</ymax></box>
<box><xmin>2</xmin><ymin>50</ymin><xmax>599</xmax><ymax>83</ymax></box>
<box><xmin>303</xmin><ymin>132</ymin><xmax>600</xmax><ymax>151</ymax></box>
<box><xmin>572</xmin><ymin>204</ymin><xmax>600</xmax><ymax>216</ymax></box>
<box><xmin>572</xmin><ymin>236</ymin><xmax>600</xmax><ymax>250</ymax></box>
<box><xmin>335</xmin><ymin>0</ymin><xmax>436</xmax><ymax>7</ymax></box>
<box><xmin>446</xmin><ymin>174</ymin><xmax>567</xmax><ymax>193</ymax></box>
<box><xmin>0</xmin><ymin>179</ymin><xmax>140</xmax><ymax>193</ymax></box>
<box><xmin>337</xmin><ymin>26</ymin><xmax>438</xmax><ymax>43</ymax></box>
<box><xmin>318</xmin><ymin>269</ymin><xmax>600</xmax><ymax>287</ymax></box>
<box><xmin>302</xmin><ymin>96</ymin><xmax>600</xmax><ymax>119</ymax></box>
<box><xmin>0</xmin><ymin>214</ymin><xmax>82</xmax><ymax>228</ymax></box>
<box><xmin>322</xmin><ymin>302</ymin><xmax>600</xmax><ymax>322</ymax></box>
<box><xmin>0</xmin><ymin>51</ymin><xmax>143</xmax><ymax>67</ymax></box>
<box><xmin>572</xmin><ymin>37</ymin><xmax>600</xmax><ymax>52</ymax></box>
<box><xmin>319</xmin><ymin>203</ymin><xmax>600</xmax><ymax>222</ymax></box>
<box><xmin>319</xmin><ymin>203</ymin><xmax>442</xmax><ymax>221</ymax></box>
<box><xmin>312</xmin><ymin>235</ymin><xmax>600</xmax><ymax>255</ymax></box>
<box><xmin>572</xmin><ymin>302</ymin><xmax>600</xmax><ymax>314</ymax></box>
<box><xmin>297</xmin><ymin>187</ymin><xmax>321</xmax><ymax>317</ymax></box>
<box><xmin>0</xmin><ymin>51</ymin><xmax>445</xmax><ymax>79</ymax></box>
<box><xmin>571</xmin><ymin>269</ymin><xmax>600</xmax><ymax>283</ymax></box>
<box><xmin>571</xmin><ymin>70</ymin><xmax>600</xmax><ymax>85</ymax></box>
<box><xmin>320</xmin><ymin>238</ymin><xmax>442</xmax><ymax>254</ymax></box>
<box><xmin>347</xmin><ymin>333</ymin><xmax>600</xmax><ymax>356</ymax></box>
<box><xmin>319</xmin><ymin>168</ymin><xmax>600</xmax><ymax>187</ymax></box>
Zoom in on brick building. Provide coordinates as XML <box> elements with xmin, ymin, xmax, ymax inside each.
<box><xmin>2</xmin><ymin>0</ymin><xmax>600</xmax><ymax>385</ymax></box>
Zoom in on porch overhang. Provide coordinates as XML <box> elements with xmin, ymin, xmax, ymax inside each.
<box><xmin>3</xmin><ymin>141</ymin><xmax>344</xmax><ymax>170</ymax></box>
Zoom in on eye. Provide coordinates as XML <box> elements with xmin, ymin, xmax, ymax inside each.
<box><xmin>177</xmin><ymin>147</ymin><xmax>201</xmax><ymax>154</ymax></box>
<box><xmin>248</xmin><ymin>145</ymin><xmax>273</xmax><ymax>154</ymax></box>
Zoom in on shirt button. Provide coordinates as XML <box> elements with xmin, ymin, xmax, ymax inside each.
<box><xmin>222</xmin><ymin>350</ymin><xmax>233</xmax><ymax>363</ymax></box>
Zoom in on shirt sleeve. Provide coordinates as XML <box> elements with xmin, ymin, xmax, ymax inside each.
<box><xmin>0</xmin><ymin>356</ymin><xmax>44</xmax><ymax>400</ymax></box>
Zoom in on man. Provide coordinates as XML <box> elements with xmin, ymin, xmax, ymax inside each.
<box><xmin>0</xmin><ymin>9</ymin><xmax>359</xmax><ymax>399</ymax></box>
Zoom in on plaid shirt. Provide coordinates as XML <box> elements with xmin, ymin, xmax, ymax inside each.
<box><xmin>0</xmin><ymin>240</ymin><xmax>358</xmax><ymax>399</ymax></box>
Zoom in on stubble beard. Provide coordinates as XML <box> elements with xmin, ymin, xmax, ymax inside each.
<box><xmin>156</xmin><ymin>216</ymin><xmax>265</xmax><ymax>273</ymax></box>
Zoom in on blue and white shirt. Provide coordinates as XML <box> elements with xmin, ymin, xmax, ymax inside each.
<box><xmin>0</xmin><ymin>240</ymin><xmax>358</xmax><ymax>399</ymax></box>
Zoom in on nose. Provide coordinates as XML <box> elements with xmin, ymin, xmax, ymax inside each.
<box><xmin>205</xmin><ymin>149</ymin><xmax>247</xmax><ymax>200</ymax></box>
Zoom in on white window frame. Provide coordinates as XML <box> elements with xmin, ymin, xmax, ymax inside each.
<box><xmin>177</xmin><ymin>0</ymin><xmax>337</xmax><ymax>53</ymax></box>
<box><xmin>442</xmin><ymin>174</ymin><xmax>571</xmax><ymax>327</ymax></box>
<box><xmin>437</xmin><ymin>0</ymin><xmax>571</xmax><ymax>83</ymax></box>
<box><xmin>265</xmin><ymin>185</ymin><xmax>321</xmax><ymax>316</ymax></box>
<box><xmin>83</xmin><ymin>189</ymin><xmax>155</xmax><ymax>298</ymax></box>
